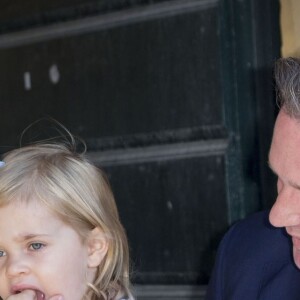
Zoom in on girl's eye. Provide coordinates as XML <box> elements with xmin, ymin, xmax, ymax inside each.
<box><xmin>0</xmin><ymin>250</ymin><xmax>6</xmax><ymax>257</ymax></box>
<box><xmin>29</xmin><ymin>243</ymin><xmax>44</xmax><ymax>251</ymax></box>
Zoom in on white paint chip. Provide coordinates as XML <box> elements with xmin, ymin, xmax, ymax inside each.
<box><xmin>49</xmin><ymin>64</ymin><xmax>60</xmax><ymax>84</ymax></box>
<box><xmin>24</xmin><ymin>72</ymin><xmax>31</xmax><ymax>90</ymax></box>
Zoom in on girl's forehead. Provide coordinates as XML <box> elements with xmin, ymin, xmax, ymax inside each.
<box><xmin>0</xmin><ymin>200</ymin><xmax>79</xmax><ymax>242</ymax></box>
<box><xmin>0</xmin><ymin>198</ymin><xmax>59</xmax><ymax>224</ymax></box>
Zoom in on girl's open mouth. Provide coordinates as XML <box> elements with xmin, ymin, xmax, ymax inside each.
<box><xmin>14</xmin><ymin>289</ymin><xmax>45</xmax><ymax>300</ymax></box>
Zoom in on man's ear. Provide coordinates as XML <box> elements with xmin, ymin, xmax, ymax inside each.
<box><xmin>87</xmin><ymin>227</ymin><xmax>108</xmax><ymax>268</ymax></box>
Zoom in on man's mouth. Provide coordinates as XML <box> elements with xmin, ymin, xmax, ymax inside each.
<box><xmin>286</xmin><ymin>228</ymin><xmax>300</xmax><ymax>248</ymax></box>
<box><xmin>292</xmin><ymin>236</ymin><xmax>300</xmax><ymax>249</ymax></box>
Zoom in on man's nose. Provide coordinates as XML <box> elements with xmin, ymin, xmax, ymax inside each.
<box><xmin>6</xmin><ymin>253</ymin><xmax>30</xmax><ymax>278</ymax></box>
<box><xmin>269</xmin><ymin>188</ymin><xmax>300</xmax><ymax>227</ymax></box>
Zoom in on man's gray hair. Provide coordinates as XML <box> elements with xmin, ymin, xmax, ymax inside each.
<box><xmin>275</xmin><ymin>57</ymin><xmax>300</xmax><ymax>118</ymax></box>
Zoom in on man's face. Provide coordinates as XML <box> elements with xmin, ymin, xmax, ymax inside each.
<box><xmin>0</xmin><ymin>200</ymin><xmax>93</xmax><ymax>300</ymax></box>
<box><xmin>269</xmin><ymin>109</ymin><xmax>300</xmax><ymax>268</ymax></box>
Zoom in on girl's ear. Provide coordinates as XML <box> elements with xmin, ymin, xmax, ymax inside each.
<box><xmin>87</xmin><ymin>227</ymin><xmax>108</xmax><ymax>268</ymax></box>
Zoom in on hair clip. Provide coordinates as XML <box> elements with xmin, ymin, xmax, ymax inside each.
<box><xmin>0</xmin><ymin>161</ymin><xmax>5</xmax><ymax>168</ymax></box>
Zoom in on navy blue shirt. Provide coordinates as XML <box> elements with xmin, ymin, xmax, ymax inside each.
<box><xmin>206</xmin><ymin>211</ymin><xmax>300</xmax><ymax>300</ymax></box>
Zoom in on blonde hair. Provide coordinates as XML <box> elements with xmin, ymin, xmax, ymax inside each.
<box><xmin>0</xmin><ymin>141</ymin><xmax>133</xmax><ymax>300</ymax></box>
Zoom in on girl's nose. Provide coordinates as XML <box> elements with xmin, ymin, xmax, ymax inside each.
<box><xmin>6</xmin><ymin>254</ymin><xmax>30</xmax><ymax>278</ymax></box>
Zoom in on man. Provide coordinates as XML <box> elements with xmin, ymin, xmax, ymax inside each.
<box><xmin>206</xmin><ymin>57</ymin><xmax>300</xmax><ymax>300</ymax></box>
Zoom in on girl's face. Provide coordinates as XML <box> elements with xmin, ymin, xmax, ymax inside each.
<box><xmin>0</xmin><ymin>199</ymin><xmax>95</xmax><ymax>300</ymax></box>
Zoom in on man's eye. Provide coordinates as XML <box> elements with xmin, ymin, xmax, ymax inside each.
<box><xmin>0</xmin><ymin>250</ymin><xmax>6</xmax><ymax>257</ymax></box>
<box><xmin>29</xmin><ymin>243</ymin><xmax>44</xmax><ymax>250</ymax></box>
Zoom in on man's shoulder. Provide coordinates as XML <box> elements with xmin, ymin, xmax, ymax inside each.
<box><xmin>206</xmin><ymin>211</ymin><xmax>300</xmax><ymax>300</ymax></box>
<box><xmin>230</xmin><ymin>210</ymin><xmax>287</xmax><ymax>239</ymax></box>
<box><xmin>221</xmin><ymin>210</ymin><xmax>290</xmax><ymax>262</ymax></box>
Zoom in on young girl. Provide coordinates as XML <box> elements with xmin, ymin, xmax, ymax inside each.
<box><xmin>0</xmin><ymin>138</ymin><xmax>134</xmax><ymax>300</ymax></box>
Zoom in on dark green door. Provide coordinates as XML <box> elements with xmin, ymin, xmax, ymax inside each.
<box><xmin>0</xmin><ymin>0</ymin><xmax>280</xmax><ymax>298</ymax></box>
